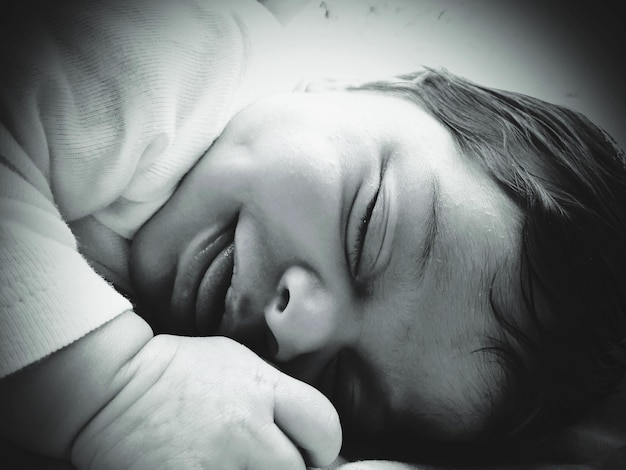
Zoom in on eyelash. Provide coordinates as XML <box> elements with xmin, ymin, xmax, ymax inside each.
<box><xmin>350</xmin><ymin>186</ymin><xmax>380</xmax><ymax>277</ymax></box>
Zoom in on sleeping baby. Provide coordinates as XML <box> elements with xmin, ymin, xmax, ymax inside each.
<box><xmin>1</xmin><ymin>1</ymin><xmax>625</xmax><ymax>469</ymax></box>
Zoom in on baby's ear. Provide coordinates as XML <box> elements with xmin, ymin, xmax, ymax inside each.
<box><xmin>295</xmin><ymin>77</ymin><xmax>366</xmax><ymax>93</ymax></box>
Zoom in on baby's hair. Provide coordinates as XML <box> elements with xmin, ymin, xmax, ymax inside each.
<box><xmin>350</xmin><ymin>69</ymin><xmax>626</xmax><ymax>464</ymax></box>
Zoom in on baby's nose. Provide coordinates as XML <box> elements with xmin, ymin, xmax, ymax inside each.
<box><xmin>264</xmin><ymin>265</ymin><xmax>340</xmax><ymax>362</ymax></box>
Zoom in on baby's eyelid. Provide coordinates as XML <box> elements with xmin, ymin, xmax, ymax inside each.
<box><xmin>354</xmin><ymin>164</ymin><xmax>391</xmax><ymax>283</ymax></box>
<box><xmin>343</xmin><ymin>184</ymin><xmax>360</xmax><ymax>274</ymax></box>
<box><xmin>357</xmin><ymin>187</ymin><xmax>387</xmax><ymax>278</ymax></box>
<box><xmin>344</xmin><ymin>180</ymin><xmax>373</xmax><ymax>279</ymax></box>
<box><xmin>353</xmin><ymin>185</ymin><xmax>380</xmax><ymax>275</ymax></box>
<box><xmin>345</xmin><ymin>158</ymin><xmax>389</xmax><ymax>283</ymax></box>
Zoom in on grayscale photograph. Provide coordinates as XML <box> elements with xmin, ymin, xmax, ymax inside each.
<box><xmin>1</xmin><ymin>1</ymin><xmax>625</xmax><ymax>469</ymax></box>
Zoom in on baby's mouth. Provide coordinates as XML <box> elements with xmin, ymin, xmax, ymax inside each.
<box><xmin>169</xmin><ymin>221</ymin><xmax>236</xmax><ymax>336</ymax></box>
<box><xmin>195</xmin><ymin>237</ymin><xmax>235</xmax><ymax>336</ymax></box>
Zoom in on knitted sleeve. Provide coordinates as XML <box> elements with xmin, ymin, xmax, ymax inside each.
<box><xmin>0</xmin><ymin>126</ymin><xmax>134</xmax><ymax>378</ymax></box>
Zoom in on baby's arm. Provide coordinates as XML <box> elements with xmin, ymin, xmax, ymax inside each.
<box><xmin>0</xmin><ymin>311</ymin><xmax>341</xmax><ymax>469</ymax></box>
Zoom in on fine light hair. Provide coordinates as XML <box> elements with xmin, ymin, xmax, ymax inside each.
<box><xmin>349</xmin><ymin>69</ymin><xmax>626</xmax><ymax>464</ymax></box>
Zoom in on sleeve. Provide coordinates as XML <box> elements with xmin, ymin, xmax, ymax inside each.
<box><xmin>0</xmin><ymin>126</ymin><xmax>133</xmax><ymax>378</ymax></box>
<box><xmin>0</xmin><ymin>0</ymin><xmax>292</xmax><ymax>378</ymax></box>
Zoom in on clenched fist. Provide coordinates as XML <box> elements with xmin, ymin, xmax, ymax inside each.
<box><xmin>72</xmin><ymin>335</ymin><xmax>342</xmax><ymax>470</ymax></box>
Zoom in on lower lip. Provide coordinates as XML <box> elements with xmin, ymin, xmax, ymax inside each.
<box><xmin>171</xmin><ymin>226</ymin><xmax>234</xmax><ymax>334</ymax></box>
<box><xmin>195</xmin><ymin>242</ymin><xmax>235</xmax><ymax>335</ymax></box>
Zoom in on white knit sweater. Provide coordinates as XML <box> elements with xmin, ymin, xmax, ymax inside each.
<box><xmin>0</xmin><ymin>0</ymin><xmax>299</xmax><ymax>378</ymax></box>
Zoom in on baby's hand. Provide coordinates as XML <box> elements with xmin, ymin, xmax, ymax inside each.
<box><xmin>72</xmin><ymin>336</ymin><xmax>341</xmax><ymax>470</ymax></box>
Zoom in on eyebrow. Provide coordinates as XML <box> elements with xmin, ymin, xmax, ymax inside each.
<box><xmin>413</xmin><ymin>177</ymin><xmax>440</xmax><ymax>287</ymax></box>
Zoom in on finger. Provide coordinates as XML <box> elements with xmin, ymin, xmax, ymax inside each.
<box><xmin>247</xmin><ymin>422</ymin><xmax>306</xmax><ymax>470</ymax></box>
<box><xmin>273</xmin><ymin>373</ymin><xmax>343</xmax><ymax>468</ymax></box>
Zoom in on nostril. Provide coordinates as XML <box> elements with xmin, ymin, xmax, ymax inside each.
<box><xmin>276</xmin><ymin>287</ymin><xmax>290</xmax><ymax>312</ymax></box>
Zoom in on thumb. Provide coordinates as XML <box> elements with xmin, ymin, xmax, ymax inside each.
<box><xmin>273</xmin><ymin>371</ymin><xmax>343</xmax><ymax>468</ymax></box>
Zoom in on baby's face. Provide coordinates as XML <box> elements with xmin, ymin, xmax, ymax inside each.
<box><xmin>130</xmin><ymin>90</ymin><xmax>522</xmax><ymax>449</ymax></box>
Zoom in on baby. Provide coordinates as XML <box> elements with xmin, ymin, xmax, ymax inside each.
<box><xmin>1</xmin><ymin>1</ymin><xmax>625</xmax><ymax>469</ymax></box>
